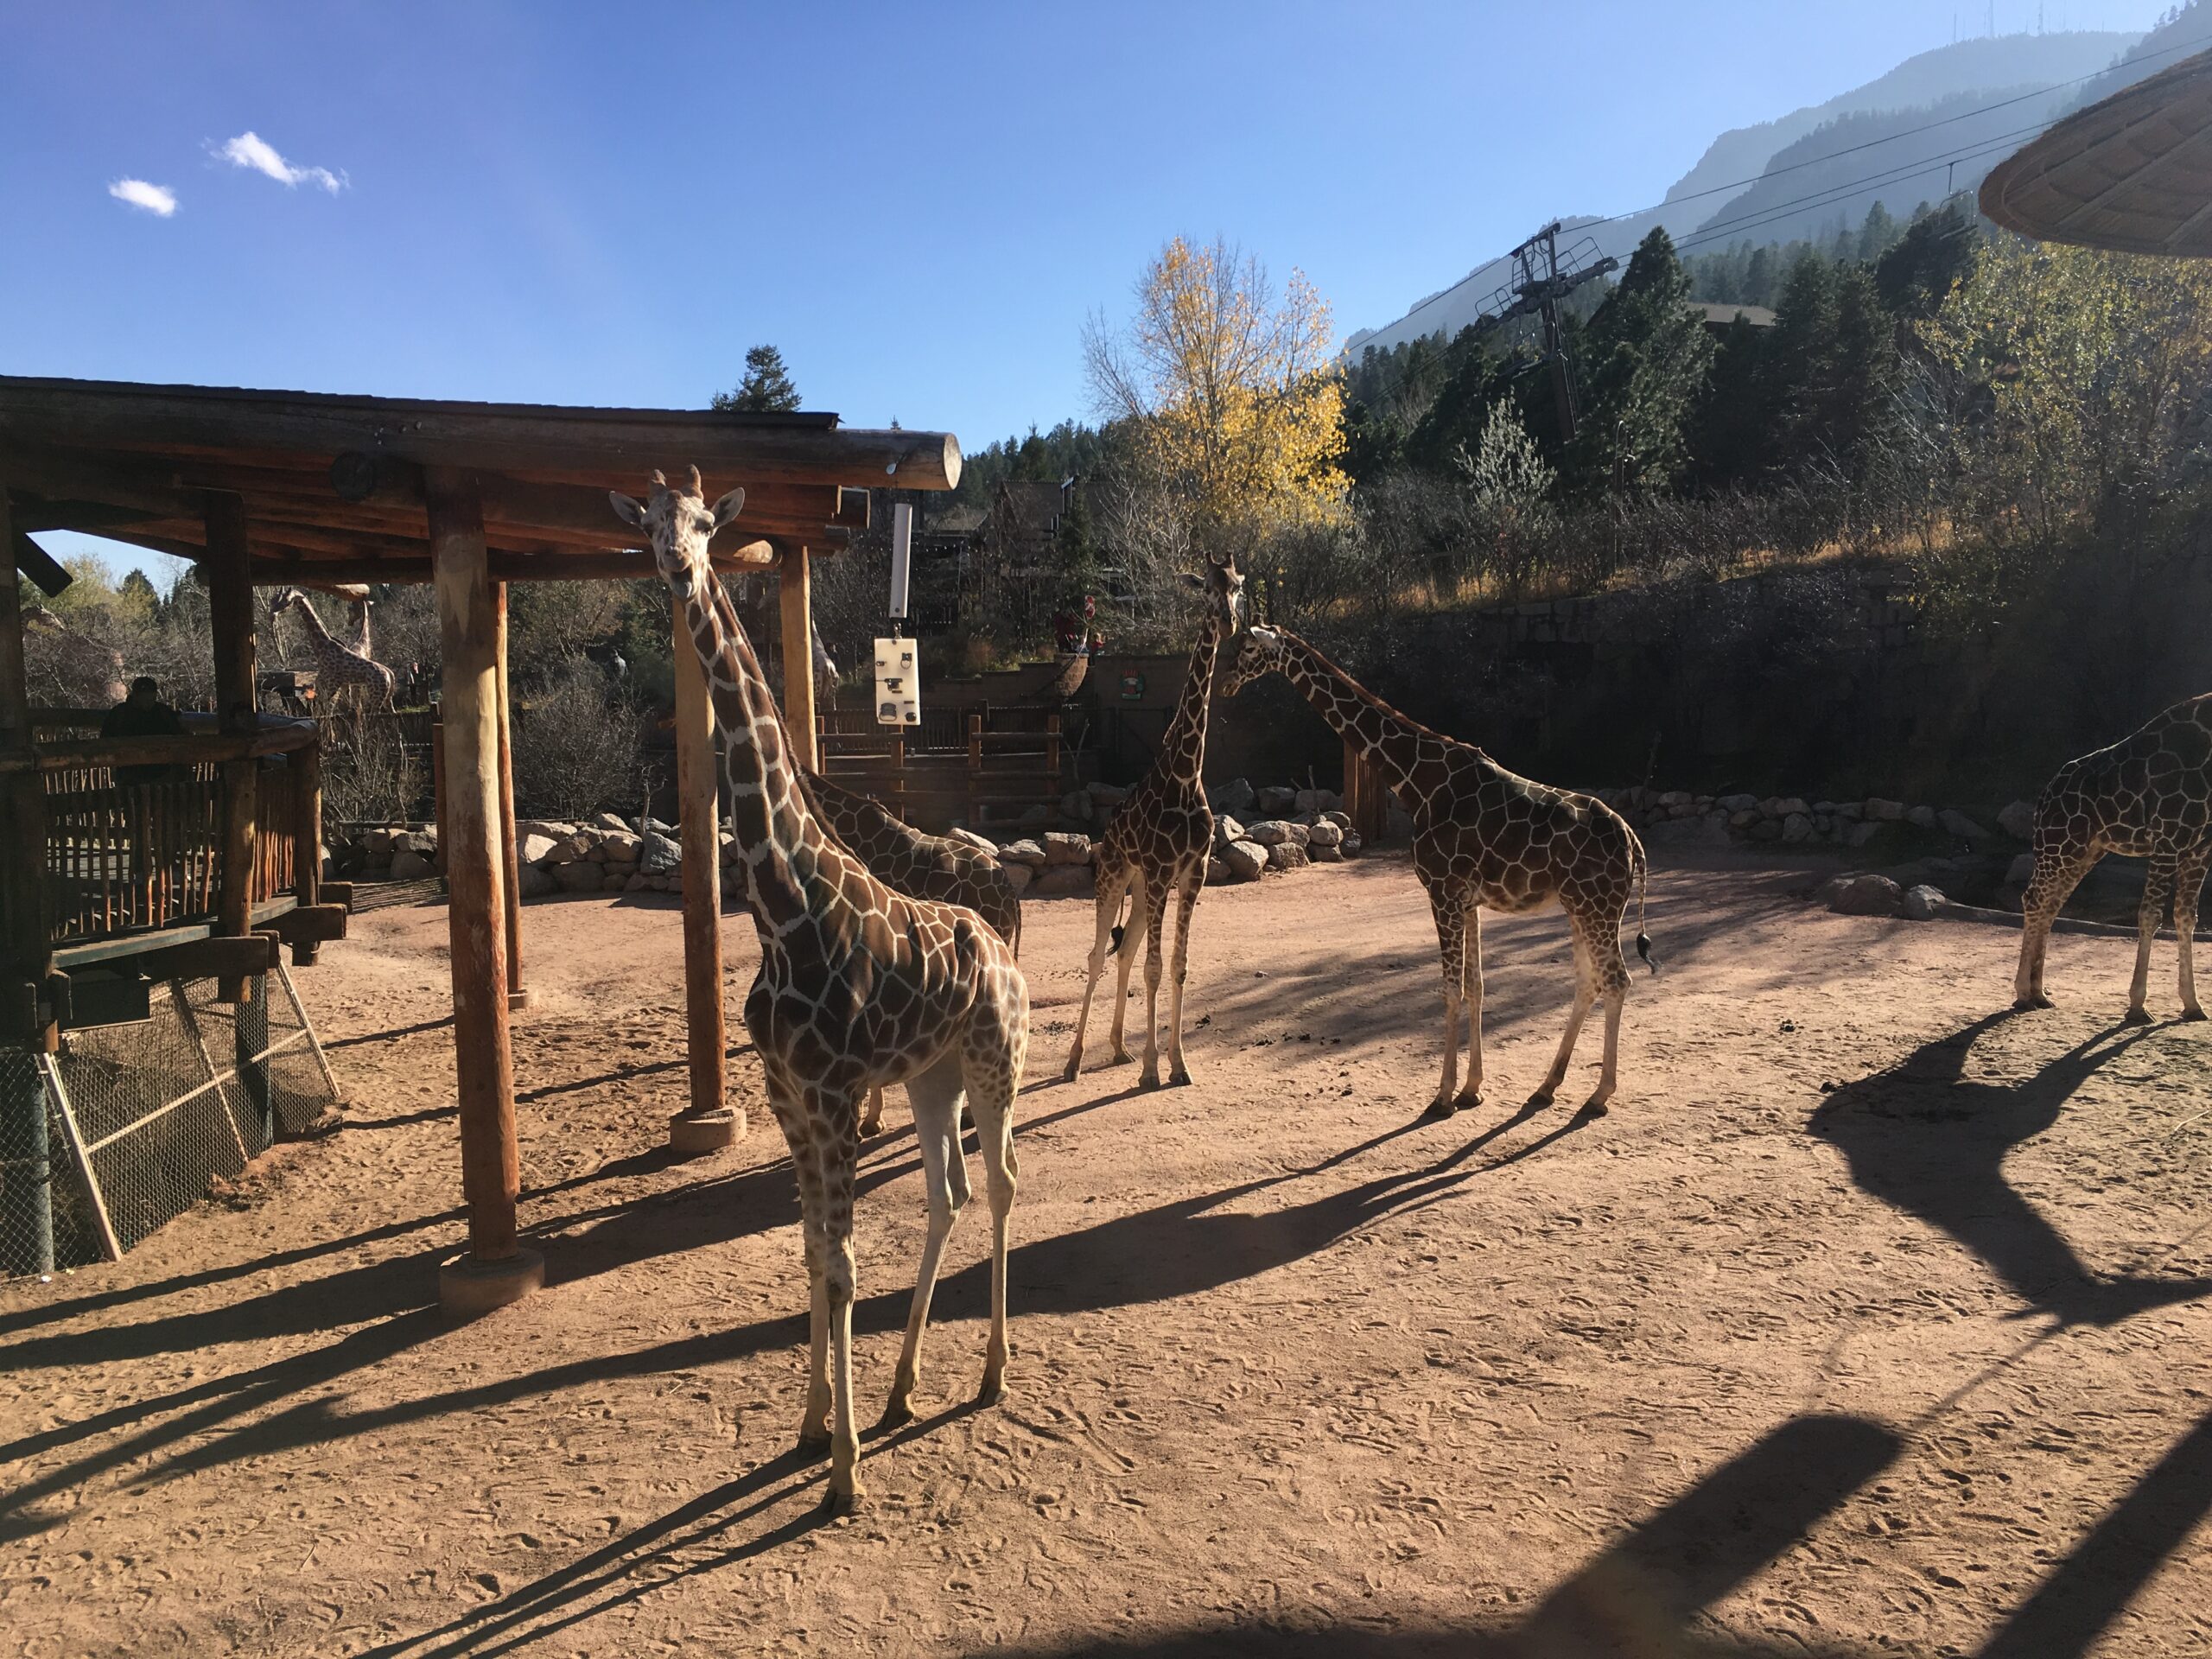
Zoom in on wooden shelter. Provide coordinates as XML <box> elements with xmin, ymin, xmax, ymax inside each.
<box><xmin>1981</xmin><ymin>47</ymin><xmax>2212</xmax><ymax>256</ymax></box>
<box><xmin>1</xmin><ymin>375</ymin><xmax>959</xmax><ymax>1311</ymax></box>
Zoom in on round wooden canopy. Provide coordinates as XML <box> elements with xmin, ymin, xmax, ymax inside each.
<box><xmin>1981</xmin><ymin>47</ymin><xmax>2212</xmax><ymax>257</ymax></box>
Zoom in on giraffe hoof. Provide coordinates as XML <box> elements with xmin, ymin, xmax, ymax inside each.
<box><xmin>878</xmin><ymin>1395</ymin><xmax>915</xmax><ymax>1431</ymax></box>
<box><xmin>2124</xmin><ymin>1007</ymin><xmax>2155</xmax><ymax>1027</ymax></box>
<box><xmin>859</xmin><ymin>1118</ymin><xmax>884</xmax><ymax>1138</ymax></box>
<box><xmin>1168</xmin><ymin>1067</ymin><xmax>1192</xmax><ymax>1087</ymax></box>
<box><xmin>1060</xmin><ymin>1062</ymin><xmax>1081</xmax><ymax>1084</ymax></box>
<box><xmin>1526</xmin><ymin>1088</ymin><xmax>1556</xmax><ymax>1109</ymax></box>
<box><xmin>1421</xmin><ymin>1097</ymin><xmax>1459</xmax><ymax>1122</ymax></box>
<box><xmin>1138</xmin><ymin>1071</ymin><xmax>1163</xmax><ymax>1091</ymax></box>
<box><xmin>978</xmin><ymin>1370</ymin><xmax>1006</xmax><ymax>1407</ymax></box>
<box><xmin>1109</xmin><ymin>1049</ymin><xmax>1135</xmax><ymax>1067</ymax></box>
<box><xmin>821</xmin><ymin>1484</ymin><xmax>864</xmax><ymax>1518</ymax></box>
<box><xmin>2183</xmin><ymin>1007</ymin><xmax>2209</xmax><ymax>1023</ymax></box>
<box><xmin>796</xmin><ymin>1427</ymin><xmax>833</xmax><ymax>1459</ymax></box>
<box><xmin>1578</xmin><ymin>1095</ymin><xmax>1612</xmax><ymax>1118</ymax></box>
<box><xmin>1453</xmin><ymin>1090</ymin><xmax>1484</xmax><ymax>1111</ymax></box>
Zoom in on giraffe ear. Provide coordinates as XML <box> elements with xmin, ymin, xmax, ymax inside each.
<box><xmin>709</xmin><ymin>488</ymin><xmax>747</xmax><ymax>531</ymax></box>
<box><xmin>1179</xmin><ymin>571</ymin><xmax>1206</xmax><ymax>591</ymax></box>
<box><xmin>609</xmin><ymin>492</ymin><xmax>648</xmax><ymax>531</ymax></box>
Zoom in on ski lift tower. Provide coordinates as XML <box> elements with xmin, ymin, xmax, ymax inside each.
<box><xmin>1469</xmin><ymin>222</ymin><xmax>1618</xmax><ymax>442</ymax></box>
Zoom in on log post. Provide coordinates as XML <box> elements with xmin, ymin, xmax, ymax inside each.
<box><xmin>667</xmin><ymin>595</ymin><xmax>738</xmax><ymax>1154</ymax></box>
<box><xmin>493</xmin><ymin>582</ymin><xmax>526</xmax><ymax>1011</ymax></box>
<box><xmin>424</xmin><ymin>466</ymin><xmax>538</xmax><ymax>1315</ymax></box>
<box><xmin>0</xmin><ymin>482</ymin><xmax>56</xmax><ymax>1275</ymax></box>
<box><xmin>778</xmin><ymin>544</ymin><xmax>817</xmax><ymax>770</ymax></box>
<box><xmin>206</xmin><ymin>493</ymin><xmax>259</xmax><ymax>1004</ymax></box>
<box><xmin>290</xmin><ymin>740</ymin><xmax>322</xmax><ymax>965</ymax></box>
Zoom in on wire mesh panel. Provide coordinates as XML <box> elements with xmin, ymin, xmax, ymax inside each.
<box><xmin>0</xmin><ymin>962</ymin><xmax>344</xmax><ymax>1276</ymax></box>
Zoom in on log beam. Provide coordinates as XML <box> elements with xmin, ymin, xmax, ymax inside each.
<box><xmin>493</xmin><ymin>582</ymin><xmax>525</xmax><ymax>1011</ymax></box>
<box><xmin>1</xmin><ymin>474</ymin><xmax>59</xmax><ymax>1065</ymax></box>
<box><xmin>206</xmin><ymin>492</ymin><xmax>259</xmax><ymax>1003</ymax></box>
<box><xmin>425</xmin><ymin>465</ymin><xmax>537</xmax><ymax>1311</ymax></box>
<box><xmin>669</xmin><ymin>594</ymin><xmax>738</xmax><ymax>1154</ymax></box>
<box><xmin>779</xmin><ymin>543</ymin><xmax>818</xmax><ymax>771</ymax></box>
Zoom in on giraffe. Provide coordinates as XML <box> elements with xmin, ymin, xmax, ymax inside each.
<box><xmin>1220</xmin><ymin>626</ymin><xmax>1653</xmax><ymax>1118</ymax></box>
<box><xmin>2013</xmin><ymin>691</ymin><xmax>2212</xmax><ymax>1023</ymax></box>
<box><xmin>270</xmin><ymin>588</ymin><xmax>397</xmax><ymax>714</ymax></box>
<box><xmin>1062</xmin><ymin>552</ymin><xmax>1244</xmax><ymax>1089</ymax></box>
<box><xmin>798</xmin><ymin>766</ymin><xmax>1023</xmax><ymax>1135</ymax></box>
<box><xmin>811</xmin><ymin>624</ymin><xmax>840</xmax><ymax>709</ymax></box>
<box><xmin>22</xmin><ymin>604</ymin><xmax>126</xmax><ymax>706</ymax></box>
<box><xmin>612</xmin><ymin>467</ymin><xmax>1025</xmax><ymax>1511</ymax></box>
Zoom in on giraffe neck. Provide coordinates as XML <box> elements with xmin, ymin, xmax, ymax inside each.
<box><xmin>289</xmin><ymin>599</ymin><xmax>340</xmax><ymax>652</ymax></box>
<box><xmin>804</xmin><ymin>770</ymin><xmax>921</xmax><ymax>869</ymax></box>
<box><xmin>1157</xmin><ymin>603</ymin><xmax>1227</xmax><ymax>788</ymax></box>
<box><xmin>677</xmin><ymin>575</ymin><xmax>833</xmax><ymax>933</ymax></box>
<box><xmin>1270</xmin><ymin>629</ymin><xmax>1451</xmax><ymax>798</ymax></box>
<box><xmin>350</xmin><ymin>601</ymin><xmax>372</xmax><ymax>658</ymax></box>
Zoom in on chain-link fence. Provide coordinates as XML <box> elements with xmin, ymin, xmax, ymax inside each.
<box><xmin>0</xmin><ymin>963</ymin><xmax>340</xmax><ymax>1277</ymax></box>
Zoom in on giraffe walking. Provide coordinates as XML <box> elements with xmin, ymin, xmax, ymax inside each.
<box><xmin>2014</xmin><ymin>691</ymin><xmax>2212</xmax><ymax>1022</ymax></box>
<box><xmin>270</xmin><ymin>588</ymin><xmax>397</xmax><ymax>714</ymax></box>
<box><xmin>613</xmin><ymin>468</ymin><xmax>1026</xmax><ymax>1511</ymax></box>
<box><xmin>799</xmin><ymin>766</ymin><xmax>1024</xmax><ymax>1134</ymax></box>
<box><xmin>1221</xmin><ymin>626</ymin><xmax>1653</xmax><ymax>1118</ymax></box>
<box><xmin>1063</xmin><ymin>553</ymin><xmax>1244</xmax><ymax>1089</ymax></box>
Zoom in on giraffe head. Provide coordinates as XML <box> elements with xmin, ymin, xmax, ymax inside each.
<box><xmin>1217</xmin><ymin>624</ymin><xmax>1290</xmax><ymax>697</ymax></box>
<box><xmin>609</xmin><ymin>465</ymin><xmax>747</xmax><ymax>604</ymax></box>
<box><xmin>1181</xmin><ymin>550</ymin><xmax>1246</xmax><ymax>636</ymax></box>
<box><xmin>268</xmin><ymin>588</ymin><xmax>310</xmax><ymax>621</ymax></box>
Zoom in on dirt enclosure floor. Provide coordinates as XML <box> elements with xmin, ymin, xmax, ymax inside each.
<box><xmin>7</xmin><ymin>851</ymin><xmax>2212</xmax><ymax>1657</ymax></box>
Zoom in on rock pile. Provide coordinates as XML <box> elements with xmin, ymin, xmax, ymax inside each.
<box><xmin>1605</xmin><ymin>785</ymin><xmax>2036</xmax><ymax>853</ymax></box>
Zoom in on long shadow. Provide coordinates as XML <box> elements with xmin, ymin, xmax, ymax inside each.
<box><xmin>1810</xmin><ymin>1014</ymin><xmax>2212</xmax><ymax>1326</ymax></box>
<box><xmin>980</xmin><ymin>1414</ymin><xmax>1900</xmax><ymax>1658</ymax></box>
<box><xmin>1979</xmin><ymin>1404</ymin><xmax>2212</xmax><ymax>1659</ymax></box>
<box><xmin>322</xmin><ymin>1014</ymin><xmax>454</xmax><ymax>1051</ymax></box>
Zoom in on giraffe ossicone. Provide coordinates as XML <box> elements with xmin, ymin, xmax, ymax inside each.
<box><xmin>1062</xmin><ymin>550</ymin><xmax>1244</xmax><ymax>1090</ymax></box>
<box><xmin>2013</xmin><ymin>692</ymin><xmax>2212</xmax><ymax>1022</ymax></box>
<box><xmin>610</xmin><ymin>465</ymin><xmax>1027</xmax><ymax>1512</ymax></box>
<box><xmin>1221</xmin><ymin>624</ymin><xmax>1653</xmax><ymax>1119</ymax></box>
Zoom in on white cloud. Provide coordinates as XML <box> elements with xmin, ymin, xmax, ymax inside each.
<box><xmin>109</xmin><ymin>177</ymin><xmax>178</xmax><ymax>216</ymax></box>
<box><xmin>216</xmin><ymin>130</ymin><xmax>346</xmax><ymax>194</ymax></box>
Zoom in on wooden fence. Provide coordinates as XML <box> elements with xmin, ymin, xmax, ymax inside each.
<box><xmin>818</xmin><ymin>709</ymin><xmax>1062</xmax><ymax>831</ymax></box>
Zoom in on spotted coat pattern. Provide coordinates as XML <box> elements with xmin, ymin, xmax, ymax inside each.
<box><xmin>800</xmin><ymin>766</ymin><xmax>1024</xmax><ymax>1133</ymax></box>
<box><xmin>612</xmin><ymin>469</ymin><xmax>1027</xmax><ymax>1510</ymax></box>
<box><xmin>270</xmin><ymin>588</ymin><xmax>397</xmax><ymax>713</ymax></box>
<box><xmin>2015</xmin><ymin>691</ymin><xmax>2212</xmax><ymax>1022</ymax></box>
<box><xmin>1220</xmin><ymin>626</ymin><xmax>1651</xmax><ymax>1116</ymax></box>
<box><xmin>1062</xmin><ymin>556</ymin><xmax>1244</xmax><ymax>1090</ymax></box>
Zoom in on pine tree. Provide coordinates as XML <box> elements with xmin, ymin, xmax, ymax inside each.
<box><xmin>712</xmin><ymin>344</ymin><xmax>802</xmax><ymax>413</ymax></box>
<box><xmin>1575</xmin><ymin>227</ymin><xmax>1714</xmax><ymax>493</ymax></box>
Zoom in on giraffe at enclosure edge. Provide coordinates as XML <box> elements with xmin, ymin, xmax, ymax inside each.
<box><xmin>270</xmin><ymin>587</ymin><xmax>397</xmax><ymax>714</ymax></box>
<box><xmin>612</xmin><ymin>467</ymin><xmax>1027</xmax><ymax>1512</ymax></box>
<box><xmin>1220</xmin><ymin>625</ymin><xmax>1652</xmax><ymax>1118</ymax></box>
<box><xmin>798</xmin><ymin>766</ymin><xmax>1024</xmax><ymax>1135</ymax></box>
<box><xmin>2014</xmin><ymin>690</ymin><xmax>2212</xmax><ymax>1022</ymax></box>
<box><xmin>1062</xmin><ymin>551</ymin><xmax>1244</xmax><ymax>1089</ymax></box>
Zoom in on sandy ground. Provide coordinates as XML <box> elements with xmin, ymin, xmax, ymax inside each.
<box><xmin>5</xmin><ymin>849</ymin><xmax>2212</xmax><ymax>1658</ymax></box>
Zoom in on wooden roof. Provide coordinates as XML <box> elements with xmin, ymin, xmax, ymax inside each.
<box><xmin>1</xmin><ymin>375</ymin><xmax>961</xmax><ymax>590</ymax></box>
<box><xmin>1980</xmin><ymin>48</ymin><xmax>2212</xmax><ymax>257</ymax></box>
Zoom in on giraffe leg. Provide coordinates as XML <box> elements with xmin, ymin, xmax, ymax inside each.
<box><xmin>1062</xmin><ymin>867</ymin><xmax>1132</xmax><ymax>1083</ymax></box>
<box><xmin>860</xmin><ymin>1086</ymin><xmax>886</xmax><ymax>1136</ymax></box>
<box><xmin>1584</xmin><ymin>913</ymin><xmax>1632</xmax><ymax>1115</ymax></box>
<box><xmin>885</xmin><ymin>1053</ymin><xmax>966</xmax><ymax>1427</ymax></box>
<box><xmin>2014</xmin><ymin>841</ymin><xmax>2094</xmax><ymax>1010</ymax></box>
<box><xmin>963</xmin><ymin>1011</ymin><xmax>1023</xmax><ymax>1406</ymax></box>
<box><xmin>791</xmin><ymin>1153</ymin><xmax>834</xmax><ymax>1455</ymax></box>
<box><xmin>1534</xmin><ymin>927</ymin><xmax>1598</xmax><ymax>1106</ymax></box>
<box><xmin>1107</xmin><ymin>871</ymin><xmax>1149</xmax><ymax>1067</ymax></box>
<box><xmin>1166</xmin><ymin>868</ymin><xmax>1203</xmax><ymax>1086</ymax></box>
<box><xmin>1455</xmin><ymin>906</ymin><xmax>1485</xmax><ymax>1111</ymax></box>
<box><xmin>1137</xmin><ymin>880</ymin><xmax>1173</xmax><ymax>1089</ymax></box>
<box><xmin>812</xmin><ymin>1090</ymin><xmax>866</xmax><ymax>1511</ymax></box>
<box><xmin>2177</xmin><ymin>846</ymin><xmax>2209</xmax><ymax>1020</ymax></box>
<box><xmin>1426</xmin><ymin>896</ymin><xmax>1466</xmax><ymax>1119</ymax></box>
<box><xmin>2127</xmin><ymin>855</ymin><xmax>2177</xmax><ymax>1025</ymax></box>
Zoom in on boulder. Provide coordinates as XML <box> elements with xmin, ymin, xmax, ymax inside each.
<box><xmin>1256</xmin><ymin>785</ymin><xmax>1299</xmax><ymax>817</ymax></box>
<box><xmin>1040</xmin><ymin>832</ymin><xmax>1092</xmax><ymax>867</ymax></box>
<box><xmin>1827</xmin><ymin>873</ymin><xmax>1904</xmax><ymax>917</ymax></box>
<box><xmin>1834</xmin><ymin>802</ymin><xmax>1863</xmax><ymax>820</ymax></box>
<box><xmin>1059</xmin><ymin>790</ymin><xmax>1092</xmax><ymax>823</ymax></box>
<box><xmin>517</xmin><ymin>861</ymin><xmax>556</xmax><ymax>899</ymax></box>
<box><xmin>1244</xmin><ymin>819</ymin><xmax>1294</xmax><ymax>846</ymax></box>
<box><xmin>998</xmin><ymin>839</ymin><xmax>1048</xmax><ymax>869</ymax></box>
<box><xmin>1774</xmin><ymin>797</ymin><xmax>1811</xmax><ymax>819</ymax></box>
<box><xmin>640</xmin><ymin>831</ymin><xmax>682</xmax><ymax>874</ymax></box>
<box><xmin>1865</xmin><ymin>798</ymin><xmax>1906</xmax><ymax>822</ymax></box>
<box><xmin>1906</xmin><ymin>805</ymin><xmax>1938</xmax><ymax>830</ymax></box>
<box><xmin>1031</xmin><ymin>864</ymin><xmax>1094</xmax><ymax>898</ymax></box>
<box><xmin>624</xmin><ymin>873</ymin><xmax>651</xmax><ymax>893</ymax></box>
<box><xmin>1209</xmin><ymin>778</ymin><xmax>1257</xmax><ymax>817</ymax></box>
<box><xmin>1998</xmin><ymin>799</ymin><xmax>2037</xmax><ymax>841</ymax></box>
<box><xmin>1729</xmin><ymin>810</ymin><xmax>1761</xmax><ymax>831</ymax></box>
<box><xmin>1647</xmin><ymin>814</ymin><xmax>1730</xmax><ymax>849</ymax></box>
<box><xmin>590</xmin><ymin>810</ymin><xmax>630</xmax><ymax>833</ymax></box>
<box><xmin>1716</xmin><ymin>793</ymin><xmax>1759</xmax><ymax>814</ymax></box>
<box><xmin>1215</xmin><ymin>815</ymin><xmax>1245</xmax><ymax>846</ymax></box>
<box><xmin>1265</xmin><ymin>841</ymin><xmax>1311</xmax><ymax>872</ymax></box>
<box><xmin>1936</xmin><ymin>809</ymin><xmax>1990</xmax><ymax>842</ymax></box>
<box><xmin>396</xmin><ymin>830</ymin><xmax>437</xmax><ymax>855</ymax></box>
<box><xmin>1657</xmin><ymin>790</ymin><xmax>1694</xmax><ymax>808</ymax></box>
<box><xmin>1309</xmin><ymin>841</ymin><xmax>1344</xmax><ymax>863</ymax></box>
<box><xmin>1902</xmin><ymin>884</ymin><xmax>1948</xmax><ymax>921</ymax></box>
<box><xmin>1386</xmin><ymin>802</ymin><xmax>1414</xmax><ymax>841</ymax></box>
<box><xmin>1217</xmin><ymin>838</ymin><xmax>1268</xmax><ymax>881</ymax></box>
<box><xmin>1781</xmin><ymin>812</ymin><xmax>1813</xmax><ymax>843</ymax></box>
<box><xmin>642</xmin><ymin>817</ymin><xmax>675</xmax><ymax>836</ymax></box>
<box><xmin>1085</xmin><ymin>780</ymin><xmax>1129</xmax><ymax>807</ymax></box>
<box><xmin>1847</xmin><ymin>821</ymin><xmax>1884</xmax><ymax>848</ymax></box>
<box><xmin>1002</xmin><ymin>863</ymin><xmax>1034</xmax><ymax>894</ymax></box>
<box><xmin>554</xmin><ymin>861</ymin><xmax>607</xmax><ymax>893</ymax></box>
<box><xmin>517</xmin><ymin>819</ymin><xmax>575</xmax><ymax>842</ymax></box>
<box><xmin>520</xmin><ymin>831</ymin><xmax>560</xmax><ymax>867</ymax></box>
<box><xmin>390</xmin><ymin>848</ymin><xmax>436</xmax><ymax>881</ymax></box>
<box><xmin>1321</xmin><ymin>810</ymin><xmax>1351</xmax><ymax>830</ymax></box>
<box><xmin>360</xmin><ymin>827</ymin><xmax>397</xmax><ymax>856</ymax></box>
<box><xmin>1306</xmin><ymin>821</ymin><xmax>1344</xmax><ymax>849</ymax></box>
<box><xmin>1019</xmin><ymin>804</ymin><xmax>1054</xmax><ymax>828</ymax></box>
<box><xmin>1342</xmin><ymin>833</ymin><xmax>1363</xmax><ymax>858</ymax></box>
<box><xmin>1294</xmin><ymin>788</ymin><xmax>1342</xmax><ymax>815</ymax></box>
<box><xmin>2008</xmin><ymin>852</ymin><xmax>2037</xmax><ymax>887</ymax></box>
<box><xmin>542</xmin><ymin>835</ymin><xmax>584</xmax><ymax>866</ymax></box>
<box><xmin>1749</xmin><ymin>819</ymin><xmax>1783</xmax><ymax>842</ymax></box>
<box><xmin>945</xmin><ymin>826</ymin><xmax>997</xmax><ymax>855</ymax></box>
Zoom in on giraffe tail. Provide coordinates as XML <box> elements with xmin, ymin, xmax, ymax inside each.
<box><xmin>1008</xmin><ymin>896</ymin><xmax>1024</xmax><ymax>960</ymax></box>
<box><xmin>1630</xmin><ymin>832</ymin><xmax>1657</xmax><ymax>975</ymax></box>
<box><xmin>1109</xmin><ymin>891</ymin><xmax>1136</xmax><ymax>954</ymax></box>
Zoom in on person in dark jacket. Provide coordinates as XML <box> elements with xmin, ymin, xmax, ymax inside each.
<box><xmin>102</xmin><ymin>676</ymin><xmax>188</xmax><ymax>785</ymax></box>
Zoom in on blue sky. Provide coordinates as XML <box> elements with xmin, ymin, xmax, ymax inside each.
<box><xmin>1</xmin><ymin>0</ymin><xmax>2174</xmax><ymax>578</ymax></box>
